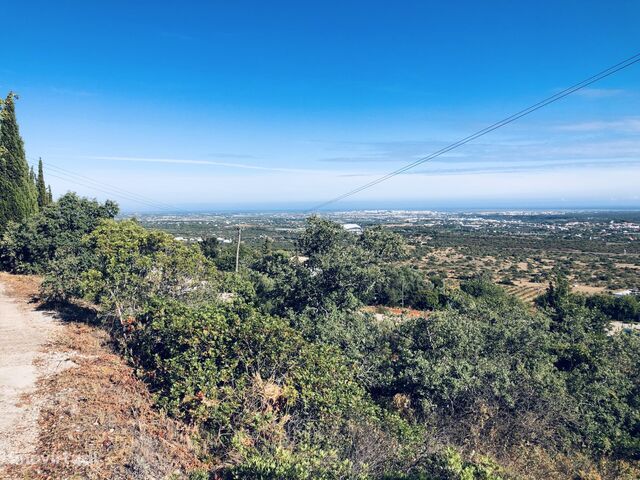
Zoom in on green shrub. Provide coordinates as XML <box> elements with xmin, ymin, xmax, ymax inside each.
<box><xmin>79</xmin><ymin>219</ymin><xmax>215</xmax><ymax>326</ymax></box>
<box><xmin>123</xmin><ymin>299</ymin><xmax>418</xmax><ymax>476</ymax></box>
<box><xmin>0</xmin><ymin>192</ymin><xmax>118</xmax><ymax>273</ymax></box>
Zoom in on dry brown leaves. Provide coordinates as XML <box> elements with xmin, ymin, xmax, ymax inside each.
<box><xmin>0</xmin><ymin>272</ymin><xmax>42</xmax><ymax>303</ymax></box>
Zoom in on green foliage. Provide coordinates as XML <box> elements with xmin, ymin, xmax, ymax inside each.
<box><xmin>0</xmin><ymin>192</ymin><xmax>118</xmax><ymax>274</ymax></box>
<box><xmin>222</xmin><ymin>444</ymin><xmax>359</xmax><ymax>480</ymax></box>
<box><xmin>535</xmin><ymin>273</ymin><xmax>572</xmax><ymax>312</ymax></box>
<box><xmin>0</xmin><ymin>92</ymin><xmax>38</xmax><ymax>231</ymax></box>
<box><xmin>460</xmin><ymin>276</ymin><xmax>506</xmax><ymax>300</ymax></box>
<box><xmin>130</xmin><ymin>300</ymin><xmax>370</xmax><ymax>426</ymax></box>
<box><xmin>297</xmin><ymin>216</ymin><xmax>350</xmax><ymax>258</ymax></box>
<box><xmin>377</xmin><ymin>304</ymin><xmax>569</xmax><ymax>449</ymax></box>
<box><xmin>117</xmin><ymin>298</ymin><xmax>415</xmax><ymax>477</ymax></box>
<box><xmin>370</xmin><ymin>265</ymin><xmax>433</xmax><ymax>309</ymax></box>
<box><xmin>199</xmin><ymin>236</ymin><xmax>220</xmax><ymax>259</ymax></box>
<box><xmin>359</xmin><ymin>225</ymin><xmax>407</xmax><ymax>262</ymax></box>
<box><xmin>42</xmin><ymin>248</ymin><xmax>97</xmax><ymax>302</ymax></box>
<box><xmin>372</xmin><ymin>281</ymin><xmax>640</xmax><ymax>459</ymax></box>
<box><xmin>80</xmin><ymin>219</ymin><xmax>214</xmax><ymax>326</ymax></box>
<box><xmin>254</xmin><ymin>217</ymin><xmax>413</xmax><ymax>315</ymax></box>
<box><xmin>586</xmin><ymin>293</ymin><xmax>640</xmax><ymax>322</ymax></box>
<box><xmin>250</xmin><ymin>250</ymin><xmax>312</xmax><ymax>313</ymax></box>
<box><xmin>384</xmin><ymin>448</ymin><xmax>504</xmax><ymax>480</ymax></box>
<box><xmin>36</xmin><ymin>157</ymin><xmax>48</xmax><ymax>208</ymax></box>
<box><xmin>565</xmin><ymin>329</ymin><xmax>640</xmax><ymax>457</ymax></box>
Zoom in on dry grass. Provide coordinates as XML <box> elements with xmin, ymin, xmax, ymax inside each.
<box><xmin>495</xmin><ymin>446</ymin><xmax>640</xmax><ymax>480</ymax></box>
<box><xmin>572</xmin><ymin>284</ymin><xmax>607</xmax><ymax>295</ymax></box>
<box><xmin>0</xmin><ymin>271</ymin><xmax>42</xmax><ymax>303</ymax></box>
<box><xmin>0</xmin><ymin>273</ymin><xmax>205</xmax><ymax>479</ymax></box>
<box><xmin>362</xmin><ymin>305</ymin><xmax>430</xmax><ymax>321</ymax></box>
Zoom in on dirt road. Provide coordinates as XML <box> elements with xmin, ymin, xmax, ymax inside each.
<box><xmin>0</xmin><ymin>279</ymin><xmax>67</xmax><ymax>468</ymax></box>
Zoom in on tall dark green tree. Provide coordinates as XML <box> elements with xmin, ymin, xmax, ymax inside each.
<box><xmin>36</xmin><ymin>158</ymin><xmax>48</xmax><ymax>208</ymax></box>
<box><xmin>0</xmin><ymin>92</ymin><xmax>38</xmax><ymax>231</ymax></box>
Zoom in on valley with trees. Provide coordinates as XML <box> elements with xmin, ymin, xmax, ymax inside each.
<box><xmin>1</xmin><ymin>93</ymin><xmax>639</xmax><ymax>479</ymax></box>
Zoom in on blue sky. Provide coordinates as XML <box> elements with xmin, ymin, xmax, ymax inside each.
<box><xmin>1</xmin><ymin>1</ymin><xmax>639</xmax><ymax>212</ymax></box>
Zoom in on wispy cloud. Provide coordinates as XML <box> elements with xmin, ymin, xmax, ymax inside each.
<box><xmin>573</xmin><ymin>87</ymin><xmax>627</xmax><ymax>99</ymax></box>
<box><xmin>555</xmin><ymin>117</ymin><xmax>640</xmax><ymax>133</ymax></box>
<box><xmin>205</xmin><ymin>152</ymin><xmax>257</xmax><ymax>160</ymax></box>
<box><xmin>409</xmin><ymin>158</ymin><xmax>640</xmax><ymax>176</ymax></box>
<box><xmin>316</xmin><ymin>132</ymin><xmax>640</xmax><ymax>169</ymax></box>
<box><xmin>316</xmin><ymin>139</ymin><xmax>472</xmax><ymax>165</ymax></box>
<box><xmin>338</xmin><ymin>158</ymin><xmax>640</xmax><ymax>178</ymax></box>
<box><xmin>319</xmin><ymin>155</ymin><xmax>389</xmax><ymax>163</ymax></box>
<box><xmin>84</xmin><ymin>155</ymin><xmax>318</xmax><ymax>173</ymax></box>
<box><xmin>447</xmin><ymin>139</ymin><xmax>640</xmax><ymax>162</ymax></box>
<box><xmin>319</xmin><ymin>152</ymin><xmax>468</xmax><ymax>164</ymax></box>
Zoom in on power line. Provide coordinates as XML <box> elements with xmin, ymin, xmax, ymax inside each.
<box><xmin>30</xmin><ymin>158</ymin><xmax>180</xmax><ymax>211</ymax></box>
<box><xmin>46</xmin><ymin>172</ymin><xmax>166</xmax><ymax>210</ymax></box>
<box><xmin>44</xmin><ymin>163</ymin><xmax>177</xmax><ymax>211</ymax></box>
<box><xmin>310</xmin><ymin>51</ymin><xmax>640</xmax><ymax>211</ymax></box>
<box><xmin>45</xmin><ymin>172</ymin><xmax>172</xmax><ymax>211</ymax></box>
<box><xmin>44</xmin><ymin>162</ymin><xmax>179</xmax><ymax>211</ymax></box>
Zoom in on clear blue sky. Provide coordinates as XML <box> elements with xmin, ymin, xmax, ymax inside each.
<box><xmin>2</xmin><ymin>1</ymin><xmax>639</xmax><ymax>212</ymax></box>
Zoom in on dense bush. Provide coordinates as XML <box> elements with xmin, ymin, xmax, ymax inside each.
<box><xmin>46</xmin><ymin>215</ymin><xmax>521</xmax><ymax>477</ymax></box>
<box><xmin>88</xmin><ymin>294</ymin><xmax>457</xmax><ymax>478</ymax></box>
<box><xmin>129</xmin><ymin>301</ymin><xmax>383</xmax><ymax>470</ymax></box>
<box><xmin>369</xmin><ymin>265</ymin><xmax>434</xmax><ymax>309</ymax></box>
<box><xmin>376</xmin><ymin>304</ymin><xmax>570</xmax><ymax>452</ymax></box>
<box><xmin>0</xmin><ymin>192</ymin><xmax>118</xmax><ymax>273</ymax></box>
<box><xmin>251</xmin><ymin>218</ymin><xmax>437</xmax><ymax>315</ymax></box>
<box><xmin>586</xmin><ymin>293</ymin><xmax>640</xmax><ymax>323</ymax></box>
<box><xmin>79</xmin><ymin>219</ymin><xmax>215</xmax><ymax>325</ymax></box>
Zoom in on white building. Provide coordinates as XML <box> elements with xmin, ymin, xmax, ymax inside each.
<box><xmin>342</xmin><ymin>223</ymin><xmax>363</xmax><ymax>235</ymax></box>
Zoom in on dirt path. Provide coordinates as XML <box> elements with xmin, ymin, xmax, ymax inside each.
<box><xmin>0</xmin><ymin>279</ymin><xmax>68</xmax><ymax>468</ymax></box>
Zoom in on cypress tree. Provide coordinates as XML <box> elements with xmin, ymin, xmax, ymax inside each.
<box><xmin>29</xmin><ymin>165</ymin><xmax>38</xmax><ymax>209</ymax></box>
<box><xmin>47</xmin><ymin>185</ymin><xmax>53</xmax><ymax>204</ymax></box>
<box><xmin>36</xmin><ymin>158</ymin><xmax>47</xmax><ymax>207</ymax></box>
<box><xmin>30</xmin><ymin>165</ymin><xmax>39</xmax><ymax>212</ymax></box>
<box><xmin>0</xmin><ymin>92</ymin><xmax>38</xmax><ymax>230</ymax></box>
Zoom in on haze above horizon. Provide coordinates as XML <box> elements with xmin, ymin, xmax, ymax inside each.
<box><xmin>2</xmin><ymin>1</ymin><xmax>639</xmax><ymax>212</ymax></box>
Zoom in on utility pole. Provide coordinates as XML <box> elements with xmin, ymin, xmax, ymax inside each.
<box><xmin>235</xmin><ymin>227</ymin><xmax>242</xmax><ymax>273</ymax></box>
